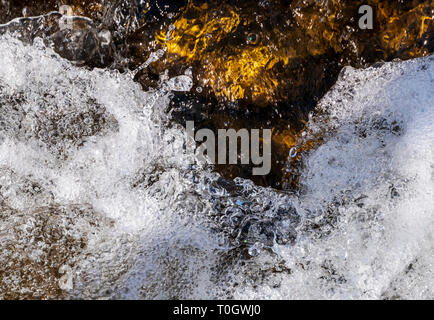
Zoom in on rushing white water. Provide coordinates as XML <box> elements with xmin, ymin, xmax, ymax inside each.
<box><xmin>234</xmin><ymin>55</ymin><xmax>434</xmax><ymax>300</ymax></box>
<box><xmin>0</xmin><ymin>34</ymin><xmax>433</xmax><ymax>299</ymax></box>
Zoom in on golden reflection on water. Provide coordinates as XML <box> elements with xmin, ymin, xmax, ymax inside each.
<box><xmin>150</xmin><ymin>1</ymin><xmax>433</xmax><ymax>187</ymax></box>
<box><xmin>155</xmin><ymin>0</ymin><xmax>433</xmax><ymax>106</ymax></box>
<box><xmin>0</xmin><ymin>0</ymin><xmax>432</xmax><ymax>187</ymax></box>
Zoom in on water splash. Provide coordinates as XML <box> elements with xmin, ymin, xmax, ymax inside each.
<box><xmin>0</xmin><ymin>31</ymin><xmax>433</xmax><ymax>299</ymax></box>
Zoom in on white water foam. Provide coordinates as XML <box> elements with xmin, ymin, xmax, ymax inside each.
<box><xmin>0</xmin><ymin>35</ymin><xmax>223</xmax><ymax>299</ymax></box>
<box><xmin>0</xmin><ymin>34</ymin><xmax>433</xmax><ymax>299</ymax></box>
<box><xmin>231</xmin><ymin>55</ymin><xmax>434</xmax><ymax>300</ymax></box>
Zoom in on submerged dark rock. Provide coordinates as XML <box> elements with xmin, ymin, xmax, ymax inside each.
<box><xmin>0</xmin><ymin>201</ymin><xmax>113</xmax><ymax>299</ymax></box>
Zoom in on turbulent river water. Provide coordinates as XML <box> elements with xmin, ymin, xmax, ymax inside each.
<box><xmin>0</xmin><ymin>32</ymin><xmax>433</xmax><ymax>299</ymax></box>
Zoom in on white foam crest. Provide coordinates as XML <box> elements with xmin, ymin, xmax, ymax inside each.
<box><xmin>231</xmin><ymin>55</ymin><xmax>434</xmax><ymax>299</ymax></box>
<box><xmin>1</xmin><ymin>33</ymin><xmax>433</xmax><ymax>299</ymax></box>
<box><xmin>0</xmin><ymin>35</ymin><xmax>221</xmax><ymax>298</ymax></box>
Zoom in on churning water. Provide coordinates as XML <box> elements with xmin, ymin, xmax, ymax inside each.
<box><xmin>0</xmin><ymin>34</ymin><xmax>433</xmax><ymax>299</ymax></box>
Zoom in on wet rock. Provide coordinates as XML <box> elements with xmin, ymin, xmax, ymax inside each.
<box><xmin>0</xmin><ymin>91</ymin><xmax>119</xmax><ymax>159</ymax></box>
<box><xmin>0</xmin><ymin>203</ymin><xmax>112</xmax><ymax>299</ymax></box>
<box><xmin>0</xmin><ymin>12</ymin><xmax>115</xmax><ymax>67</ymax></box>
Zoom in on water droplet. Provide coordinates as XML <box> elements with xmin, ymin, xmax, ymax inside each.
<box><xmin>98</xmin><ymin>30</ymin><xmax>112</xmax><ymax>46</ymax></box>
<box><xmin>248</xmin><ymin>242</ymin><xmax>264</xmax><ymax>257</ymax></box>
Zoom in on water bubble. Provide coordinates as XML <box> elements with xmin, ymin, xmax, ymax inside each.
<box><xmin>165</xmin><ymin>75</ymin><xmax>193</xmax><ymax>92</ymax></box>
<box><xmin>59</xmin><ymin>5</ymin><xmax>73</xmax><ymax>31</ymax></box>
<box><xmin>248</xmin><ymin>242</ymin><xmax>264</xmax><ymax>257</ymax></box>
<box><xmin>98</xmin><ymin>30</ymin><xmax>112</xmax><ymax>46</ymax></box>
<box><xmin>247</xmin><ymin>33</ymin><xmax>259</xmax><ymax>45</ymax></box>
<box><xmin>33</xmin><ymin>37</ymin><xmax>45</xmax><ymax>49</ymax></box>
<box><xmin>58</xmin><ymin>265</ymin><xmax>74</xmax><ymax>291</ymax></box>
<box><xmin>166</xmin><ymin>24</ymin><xmax>175</xmax><ymax>41</ymax></box>
<box><xmin>184</xmin><ymin>68</ymin><xmax>193</xmax><ymax>77</ymax></box>
<box><xmin>289</xmin><ymin>147</ymin><xmax>297</xmax><ymax>158</ymax></box>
